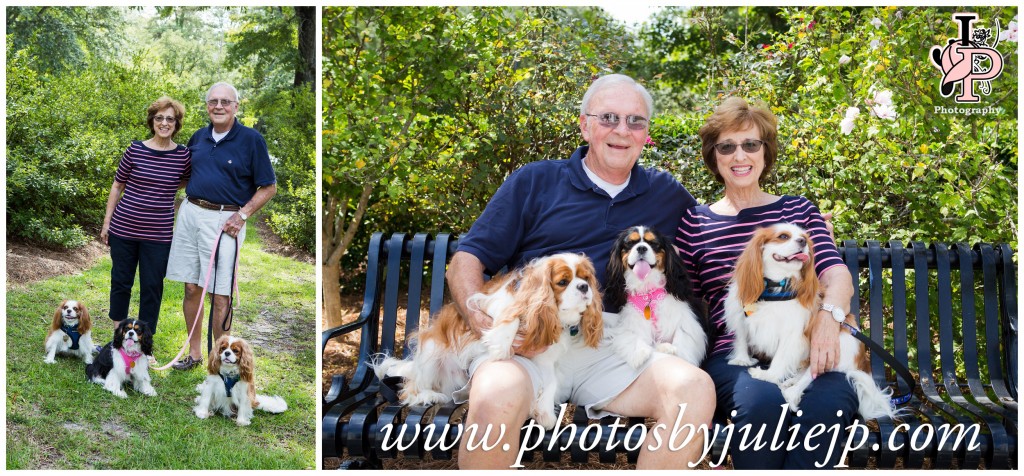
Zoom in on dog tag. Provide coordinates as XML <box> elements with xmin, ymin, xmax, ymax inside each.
<box><xmin>130</xmin><ymin>361</ymin><xmax>135</xmax><ymax>369</ymax></box>
<box><xmin>743</xmin><ymin>303</ymin><xmax>758</xmax><ymax>316</ymax></box>
<box><xmin>63</xmin><ymin>335</ymin><xmax>70</xmax><ymax>343</ymax></box>
<box><xmin>644</xmin><ymin>305</ymin><xmax>652</xmax><ymax>320</ymax></box>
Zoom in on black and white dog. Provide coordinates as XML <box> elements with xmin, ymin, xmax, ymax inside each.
<box><xmin>86</xmin><ymin>319</ymin><xmax>156</xmax><ymax>398</ymax></box>
<box><xmin>605</xmin><ymin>226</ymin><xmax>708</xmax><ymax>368</ymax></box>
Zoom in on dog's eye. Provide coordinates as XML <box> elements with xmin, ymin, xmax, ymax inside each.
<box><xmin>779</xmin><ymin>233</ymin><xmax>790</xmax><ymax>240</ymax></box>
<box><xmin>557</xmin><ymin>279</ymin><xmax>569</xmax><ymax>287</ymax></box>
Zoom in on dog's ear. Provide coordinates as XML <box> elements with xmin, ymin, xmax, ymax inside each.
<box><xmin>238</xmin><ymin>339</ymin><xmax>255</xmax><ymax>384</ymax></box>
<box><xmin>797</xmin><ymin>235</ymin><xmax>821</xmax><ymax>310</ymax></box>
<box><xmin>78</xmin><ymin>302</ymin><xmax>92</xmax><ymax>334</ymax></box>
<box><xmin>112</xmin><ymin>321</ymin><xmax>126</xmax><ymax>349</ymax></box>
<box><xmin>138</xmin><ymin>321</ymin><xmax>154</xmax><ymax>356</ymax></box>
<box><xmin>735</xmin><ymin>228</ymin><xmax>769</xmax><ymax>307</ymax></box>
<box><xmin>580</xmin><ymin>256</ymin><xmax>604</xmax><ymax>348</ymax></box>
<box><xmin>605</xmin><ymin>230</ymin><xmax>629</xmax><ymax>312</ymax></box>
<box><xmin>207</xmin><ymin>345</ymin><xmax>221</xmax><ymax>375</ymax></box>
<box><xmin>51</xmin><ymin>301</ymin><xmax>65</xmax><ymax>330</ymax></box>
<box><xmin>509</xmin><ymin>259</ymin><xmax>561</xmax><ymax>354</ymax></box>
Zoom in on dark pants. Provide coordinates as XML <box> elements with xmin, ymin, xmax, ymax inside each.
<box><xmin>704</xmin><ymin>352</ymin><xmax>859</xmax><ymax>469</ymax></box>
<box><xmin>109</xmin><ymin>234</ymin><xmax>171</xmax><ymax>334</ymax></box>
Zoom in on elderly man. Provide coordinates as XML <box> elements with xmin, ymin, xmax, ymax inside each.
<box><xmin>167</xmin><ymin>82</ymin><xmax>277</xmax><ymax>370</ymax></box>
<box><xmin>447</xmin><ymin>74</ymin><xmax>716</xmax><ymax>468</ymax></box>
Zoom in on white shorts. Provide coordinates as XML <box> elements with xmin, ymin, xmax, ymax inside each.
<box><xmin>453</xmin><ymin>313</ymin><xmax>665</xmax><ymax>419</ymax></box>
<box><xmin>165</xmin><ymin>200</ymin><xmax>246</xmax><ymax>296</ymax></box>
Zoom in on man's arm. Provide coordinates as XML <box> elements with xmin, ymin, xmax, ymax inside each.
<box><xmin>222</xmin><ymin>183</ymin><xmax>277</xmax><ymax>236</ymax></box>
<box><xmin>446</xmin><ymin>251</ymin><xmax>491</xmax><ymax>336</ymax></box>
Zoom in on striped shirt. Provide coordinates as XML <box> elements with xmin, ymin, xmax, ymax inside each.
<box><xmin>108</xmin><ymin>141</ymin><xmax>192</xmax><ymax>243</ymax></box>
<box><xmin>675</xmin><ymin>195</ymin><xmax>845</xmax><ymax>357</ymax></box>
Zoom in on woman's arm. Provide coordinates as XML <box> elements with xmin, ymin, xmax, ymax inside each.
<box><xmin>808</xmin><ymin>265</ymin><xmax>854</xmax><ymax>377</ymax></box>
<box><xmin>101</xmin><ymin>181</ymin><xmax>127</xmax><ymax>245</ymax></box>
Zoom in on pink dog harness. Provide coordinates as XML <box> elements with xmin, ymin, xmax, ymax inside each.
<box><xmin>628</xmin><ymin>287</ymin><xmax>667</xmax><ymax>329</ymax></box>
<box><xmin>119</xmin><ymin>347</ymin><xmax>142</xmax><ymax>374</ymax></box>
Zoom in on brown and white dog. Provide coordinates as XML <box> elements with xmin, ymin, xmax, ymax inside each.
<box><xmin>605</xmin><ymin>226</ymin><xmax>707</xmax><ymax>368</ymax></box>
<box><xmin>45</xmin><ymin>299</ymin><xmax>94</xmax><ymax>364</ymax></box>
<box><xmin>373</xmin><ymin>253</ymin><xmax>603</xmax><ymax>428</ymax></box>
<box><xmin>194</xmin><ymin>335</ymin><xmax>288</xmax><ymax>426</ymax></box>
<box><xmin>723</xmin><ymin>223</ymin><xmax>894</xmax><ymax>419</ymax></box>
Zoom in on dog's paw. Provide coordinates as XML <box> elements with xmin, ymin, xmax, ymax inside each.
<box><xmin>112</xmin><ymin>389</ymin><xmax>128</xmax><ymax>399</ymax></box>
<box><xmin>533</xmin><ymin>408</ymin><xmax>558</xmax><ymax>430</ymax></box>
<box><xmin>655</xmin><ymin>343</ymin><xmax>678</xmax><ymax>355</ymax></box>
<box><xmin>142</xmin><ymin>387</ymin><xmax>157</xmax><ymax>397</ymax></box>
<box><xmin>44</xmin><ymin>357</ymin><xmax>56</xmax><ymax>364</ymax></box>
<box><xmin>194</xmin><ymin>408</ymin><xmax>210</xmax><ymax>419</ymax></box>
<box><xmin>485</xmin><ymin>342</ymin><xmax>513</xmax><ymax>361</ymax></box>
<box><xmin>236</xmin><ymin>418</ymin><xmax>252</xmax><ymax>427</ymax></box>
<box><xmin>83</xmin><ymin>356</ymin><xmax>94</xmax><ymax>365</ymax></box>
<box><xmin>781</xmin><ymin>385</ymin><xmax>804</xmax><ymax>411</ymax></box>
<box><xmin>728</xmin><ymin>355</ymin><xmax>757</xmax><ymax>367</ymax></box>
<box><xmin>747</xmin><ymin>367</ymin><xmax>783</xmax><ymax>384</ymax></box>
<box><xmin>625</xmin><ymin>346</ymin><xmax>652</xmax><ymax>369</ymax></box>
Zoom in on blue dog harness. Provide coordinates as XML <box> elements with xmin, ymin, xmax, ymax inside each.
<box><xmin>221</xmin><ymin>374</ymin><xmax>239</xmax><ymax>397</ymax></box>
<box><xmin>60</xmin><ymin>323</ymin><xmax>82</xmax><ymax>350</ymax></box>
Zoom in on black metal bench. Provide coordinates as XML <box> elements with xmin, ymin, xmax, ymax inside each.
<box><xmin>323</xmin><ymin>232</ymin><xmax>1017</xmax><ymax>469</ymax></box>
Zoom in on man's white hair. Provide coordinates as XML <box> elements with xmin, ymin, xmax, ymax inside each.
<box><xmin>205</xmin><ymin>82</ymin><xmax>240</xmax><ymax>102</ymax></box>
<box><xmin>579</xmin><ymin>74</ymin><xmax>654</xmax><ymax>118</ymax></box>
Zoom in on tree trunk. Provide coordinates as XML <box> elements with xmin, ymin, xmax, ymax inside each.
<box><xmin>322</xmin><ymin>183</ymin><xmax>374</xmax><ymax>327</ymax></box>
<box><xmin>295</xmin><ymin>6</ymin><xmax>316</xmax><ymax>91</ymax></box>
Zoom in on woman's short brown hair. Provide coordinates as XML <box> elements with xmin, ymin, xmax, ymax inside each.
<box><xmin>146</xmin><ymin>96</ymin><xmax>185</xmax><ymax>138</ymax></box>
<box><xmin>698</xmin><ymin>97</ymin><xmax>779</xmax><ymax>184</ymax></box>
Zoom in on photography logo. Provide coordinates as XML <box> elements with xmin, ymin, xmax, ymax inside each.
<box><xmin>930</xmin><ymin>13</ymin><xmax>1004</xmax><ymax>103</ymax></box>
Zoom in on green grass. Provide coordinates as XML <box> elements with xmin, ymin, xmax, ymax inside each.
<box><xmin>6</xmin><ymin>229</ymin><xmax>316</xmax><ymax>469</ymax></box>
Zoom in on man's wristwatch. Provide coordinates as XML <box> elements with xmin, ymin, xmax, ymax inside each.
<box><xmin>238</xmin><ymin>210</ymin><xmax>248</xmax><ymax>221</ymax></box>
<box><xmin>819</xmin><ymin>303</ymin><xmax>846</xmax><ymax>322</ymax></box>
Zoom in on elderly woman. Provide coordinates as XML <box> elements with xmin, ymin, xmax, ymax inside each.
<box><xmin>675</xmin><ymin>97</ymin><xmax>857</xmax><ymax>469</ymax></box>
<box><xmin>101</xmin><ymin>96</ymin><xmax>192</xmax><ymax>335</ymax></box>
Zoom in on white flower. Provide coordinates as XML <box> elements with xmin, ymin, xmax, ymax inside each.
<box><xmin>999</xmin><ymin>21</ymin><xmax>1018</xmax><ymax>42</ymax></box>
<box><xmin>870</xmin><ymin>39</ymin><xmax>880</xmax><ymax>49</ymax></box>
<box><xmin>871</xmin><ymin>103</ymin><xmax>898</xmax><ymax>120</ymax></box>
<box><xmin>845</xmin><ymin>106</ymin><xmax>860</xmax><ymax>119</ymax></box>
<box><xmin>840</xmin><ymin>117</ymin><xmax>856</xmax><ymax>135</ymax></box>
<box><xmin>839</xmin><ymin>54</ymin><xmax>852</xmax><ymax>65</ymax></box>
<box><xmin>872</xmin><ymin>89</ymin><xmax>893</xmax><ymax>106</ymax></box>
<box><xmin>870</xmin><ymin>17</ymin><xmax>883</xmax><ymax>28</ymax></box>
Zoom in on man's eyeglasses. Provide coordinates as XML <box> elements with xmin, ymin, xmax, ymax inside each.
<box><xmin>585</xmin><ymin>112</ymin><xmax>649</xmax><ymax>131</ymax></box>
<box><xmin>206</xmin><ymin>99</ymin><xmax>236</xmax><ymax>107</ymax></box>
<box><xmin>153</xmin><ymin>115</ymin><xmax>176</xmax><ymax>124</ymax></box>
<box><xmin>713</xmin><ymin>139</ymin><xmax>765</xmax><ymax>155</ymax></box>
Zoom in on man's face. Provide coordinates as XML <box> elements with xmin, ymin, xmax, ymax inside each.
<box><xmin>206</xmin><ymin>86</ymin><xmax>239</xmax><ymax>130</ymax></box>
<box><xmin>578</xmin><ymin>85</ymin><xmax>649</xmax><ymax>179</ymax></box>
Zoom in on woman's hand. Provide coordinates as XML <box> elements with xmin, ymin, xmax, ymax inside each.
<box><xmin>100</xmin><ymin>224</ymin><xmax>110</xmax><ymax>245</ymax></box>
<box><xmin>808</xmin><ymin>312</ymin><xmax>841</xmax><ymax>377</ymax></box>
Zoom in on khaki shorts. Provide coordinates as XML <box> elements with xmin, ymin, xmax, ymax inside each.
<box><xmin>454</xmin><ymin>312</ymin><xmax>664</xmax><ymax>419</ymax></box>
<box><xmin>165</xmin><ymin>200</ymin><xmax>246</xmax><ymax>296</ymax></box>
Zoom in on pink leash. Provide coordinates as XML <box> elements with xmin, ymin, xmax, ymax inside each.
<box><xmin>154</xmin><ymin>228</ymin><xmax>242</xmax><ymax>370</ymax></box>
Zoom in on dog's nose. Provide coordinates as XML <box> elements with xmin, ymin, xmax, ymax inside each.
<box><xmin>795</xmin><ymin>237</ymin><xmax>807</xmax><ymax>248</ymax></box>
<box><xmin>578</xmin><ymin>283</ymin><xmax>589</xmax><ymax>294</ymax></box>
<box><xmin>636</xmin><ymin>245</ymin><xmax>648</xmax><ymax>255</ymax></box>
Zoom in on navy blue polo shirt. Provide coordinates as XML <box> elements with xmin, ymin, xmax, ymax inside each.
<box><xmin>186</xmin><ymin>119</ymin><xmax>276</xmax><ymax>206</ymax></box>
<box><xmin>458</xmin><ymin>145</ymin><xmax>697</xmax><ymax>298</ymax></box>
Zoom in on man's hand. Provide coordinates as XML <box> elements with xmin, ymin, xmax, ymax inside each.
<box><xmin>222</xmin><ymin>212</ymin><xmax>245</xmax><ymax>238</ymax></box>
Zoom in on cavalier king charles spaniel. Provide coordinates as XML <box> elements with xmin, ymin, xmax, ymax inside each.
<box><xmin>45</xmin><ymin>299</ymin><xmax>94</xmax><ymax>364</ymax></box>
<box><xmin>374</xmin><ymin>252</ymin><xmax>603</xmax><ymax>429</ymax></box>
<box><xmin>605</xmin><ymin>226</ymin><xmax>707</xmax><ymax>368</ymax></box>
<box><xmin>724</xmin><ymin>223</ymin><xmax>894</xmax><ymax>419</ymax></box>
<box><xmin>86</xmin><ymin>319</ymin><xmax>156</xmax><ymax>398</ymax></box>
<box><xmin>194</xmin><ymin>335</ymin><xmax>288</xmax><ymax>426</ymax></box>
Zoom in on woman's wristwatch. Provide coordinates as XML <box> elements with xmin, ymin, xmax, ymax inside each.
<box><xmin>819</xmin><ymin>303</ymin><xmax>846</xmax><ymax>322</ymax></box>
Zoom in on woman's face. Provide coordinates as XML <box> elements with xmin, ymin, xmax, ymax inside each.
<box><xmin>715</xmin><ymin>123</ymin><xmax>764</xmax><ymax>192</ymax></box>
<box><xmin>152</xmin><ymin>106</ymin><xmax>177</xmax><ymax>140</ymax></box>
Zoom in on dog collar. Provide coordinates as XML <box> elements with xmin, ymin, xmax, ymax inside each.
<box><xmin>628</xmin><ymin>287</ymin><xmax>667</xmax><ymax>327</ymax></box>
<box><xmin>118</xmin><ymin>348</ymin><xmax>142</xmax><ymax>374</ymax></box>
<box><xmin>758</xmin><ymin>277</ymin><xmax>798</xmax><ymax>301</ymax></box>
<box><xmin>60</xmin><ymin>323</ymin><xmax>82</xmax><ymax>350</ymax></box>
<box><xmin>220</xmin><ymin>373</ymin><xmax>239</xmax><ymax>397</ymax></box>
